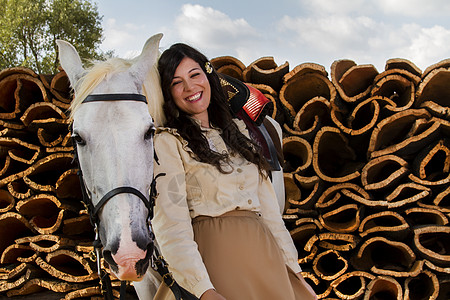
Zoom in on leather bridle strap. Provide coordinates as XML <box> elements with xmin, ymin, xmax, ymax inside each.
<box><xmin>92</xmin><ymin>186</ymin><xmax>151</xmax><ymax>219</ymax></box>
<box><xmin>83</xmin><ymin>93</ymin><xmax>147</xmax><ymax>103</ymax></box>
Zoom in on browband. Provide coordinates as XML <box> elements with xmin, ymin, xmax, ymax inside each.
<box><xmin>83</xmin><ymin>93</ymin><xmax>147</xmax><ymax>103</ymax></box>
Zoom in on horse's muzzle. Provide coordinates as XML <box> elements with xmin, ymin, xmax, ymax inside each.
<box><xmin>105</xmin><ymin>241</ymin><xmax>154</xmax><ymax>281</ymax></box>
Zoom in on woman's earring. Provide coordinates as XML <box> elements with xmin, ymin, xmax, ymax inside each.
<box><xmin>205</xmin><ymin>61</ymin><xmax>213</xmax><ymax>74</ymax></box>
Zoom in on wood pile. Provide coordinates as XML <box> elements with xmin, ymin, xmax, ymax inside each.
<box><xmin>0</xmin><ymin>55</ymin><xmax>449</xmax><ymax>299</ymax></box>
<box><xmin>0</xmin><ymin>67</ymin><xmax>136</xmax><ymax>299</ymax></box>
<box><xmin>212</xmin><ymin>56</ymin><xmax>450</xmax><ymax>300</ymax></box>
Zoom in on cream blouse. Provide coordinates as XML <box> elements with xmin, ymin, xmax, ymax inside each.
<box><xmin>152</xmin><ymin>119</ymin><xmax>301</xmax><ymax>298</ymax></box>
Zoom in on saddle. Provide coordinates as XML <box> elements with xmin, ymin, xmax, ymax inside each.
<box><xmin>219</xmin><ymin>73</ymin><xmax>283</xmax><ymax>171</ymax></box>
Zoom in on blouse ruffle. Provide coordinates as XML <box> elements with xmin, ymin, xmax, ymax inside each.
<box><xmin>156</xmin><ymin>127</ymin><xmax>196</xmax><ymax>158</ymax></box>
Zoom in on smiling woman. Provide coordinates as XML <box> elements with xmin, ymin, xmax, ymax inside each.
<box><xmin>169</xmin><ymin>57</ymin><xmax>212</xmax><ymax>127</ymax></box>
<box><xmin>151</xmin><ymin>42</ymin><xmax>317</xmax><ymax>300</ymax></box>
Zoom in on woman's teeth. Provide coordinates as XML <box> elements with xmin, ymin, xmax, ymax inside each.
<box><xmin>186</xmin><ymin>92</ymin><xmax>201</xmax><ymax>102</ymax></box>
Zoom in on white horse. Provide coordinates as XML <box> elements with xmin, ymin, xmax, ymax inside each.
<box><xmin>57</xmin><ymin>33</ymin><xmax>286</xmax><ymax>299</ymax></box>
<box><xmin>57</xmin><ymin>34</ymin><xmax>164</xmax><ymax>299</ymax></box>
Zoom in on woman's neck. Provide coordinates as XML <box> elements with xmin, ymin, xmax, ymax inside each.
<box><xmin>191</xmin><ymin>114</ymin><xmax>210</xmax><ymax>128</ymax></box>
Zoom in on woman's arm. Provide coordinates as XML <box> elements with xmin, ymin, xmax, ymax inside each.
<box><xmin>200</xmin><ymin>289</ymin><xmax>227</xmax><ymax>300</ymax></box>
<box><xmin>153</xmin><ymin>132</ymin><xmax>214</xmax><ymax>298</ymax></box>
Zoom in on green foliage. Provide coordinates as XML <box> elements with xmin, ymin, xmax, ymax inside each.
<box><xmin>0</xmin><ymin>0</ymin><xmax>106</xmax><ymax>74</ymax></box>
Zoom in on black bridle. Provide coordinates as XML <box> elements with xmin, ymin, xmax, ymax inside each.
<box><xmin>71</xmin><ymin>93</ymin><xmax>156</xmax><ymax>300</ymax></box>
<box><xmin>72</xmin><ymin>93</ymin><xmax>152</xmax><ymax>225</ymax></box>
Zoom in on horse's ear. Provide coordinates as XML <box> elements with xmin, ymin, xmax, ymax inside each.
<box><xmin>130</xmin><ymin>33</ymin><xmax>163</xmax><ymax>83</ymax></box>
<box><xmin>56</xmin><ymin>40</ymin><xmax>85</xmax><ymax>87</ymax></box>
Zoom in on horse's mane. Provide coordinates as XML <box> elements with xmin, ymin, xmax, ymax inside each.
<box><xmin>69</xmin><ymin>56</ymin><xmax>166</xmax><ymax>126</ymax></box>
<box><xmin>143</xmin><ymin>62</ymin><xmax>166</xmax><ymax>126</ymax></box>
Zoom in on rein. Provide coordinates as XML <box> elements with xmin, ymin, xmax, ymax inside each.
<box><xmin>71</xmin><ymin>93</ymin><xmax>156</xmax><ymax>300</ymax></box>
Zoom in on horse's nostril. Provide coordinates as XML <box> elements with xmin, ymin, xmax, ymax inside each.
<box><xmin>103</xmin><ymin>250</ymin><xmax>119</xmax><ymax>274</ymax></box>
<box><xmin>135</xmin><ymin>242</ymin><xmax>154</xmax><ymax>276</ymax></box>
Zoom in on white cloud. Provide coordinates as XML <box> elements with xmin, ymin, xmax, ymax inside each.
<box><xmin>376</xmin><ymin>0</ymin><xmax>450</xmax><ymax>17</ymax></box>
<box><xmin>300</xmin><ymin>0</ymin><xmax>371</xmax><ymax>15</ymax></box>
<box><xmin>276</xmin><ymin>14</ymin><xmax>385</xmax><ymax>69</ymax></box>
<box><xmin>97</xmin><ymin>2</ymin><xmax>450</xmax><ymax>73</ymax></box>
<box><xmin>173</xmin><ymin>4</ymin><xmax>262</xmax><ymax>63</ymax></box>
<box><xmin>103</xmin><ymin>19</ymin><xmax>132</xmax><ymax>47</ymax></box>
<box><xmin>101</xmin><ymin>18</ymin><xmax>152</xmax><ymax>58</ymax></box>
<box><xmin>400</xmin><ymin>25</ymin><xmax>450</xmax><ymax>68</ymax></box>
<box><xmin>276</xmin><ymin>9</ymin><xmax>450</xmax><ymax>71</ymax></box>
<box><xmin>302</xmin><ymin>0</ymin><xmax>450</xmax><ymax>18</ymax></box>
<box><xmin>278</xmin><ymin>15</ymin><xmax>379</xmax><ymax>50</ymax></box>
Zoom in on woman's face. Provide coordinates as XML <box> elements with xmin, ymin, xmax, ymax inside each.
<box><xmin>170</xmin><ymin>57</ymin><xmax>211</xmax><ymax>126</ymax></box>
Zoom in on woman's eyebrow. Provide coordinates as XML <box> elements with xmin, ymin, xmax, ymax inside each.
<box><xmin>172</xmin><ymin>67</ymin><xmax>202</xmax><ymax>80</ymax></box>
<box><xmin>188</xmin><ymin>67</ymin><xmax>201</xmax><ymax>73</ymax></box>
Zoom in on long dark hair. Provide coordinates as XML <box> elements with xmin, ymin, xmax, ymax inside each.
<box><xmin>158</xmin><ymin>43</ymin><xmax>269</xmax><ymax>175</ymax></box>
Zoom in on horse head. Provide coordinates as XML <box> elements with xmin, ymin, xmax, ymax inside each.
<box><xmin>57</xmin><ymin>34</ymin><xmax>164</xmax><ymax>282</ymax></box>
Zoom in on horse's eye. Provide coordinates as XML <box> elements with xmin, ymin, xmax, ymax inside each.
<box><xmin>144</xmin><ymin>126</ymin><xmax>156</xmax><ymax>140</ymax></box>
<box><xmin>72</xmin><ymin>133</ymin><xmax>86</xmax><ymax>146</ymax></box>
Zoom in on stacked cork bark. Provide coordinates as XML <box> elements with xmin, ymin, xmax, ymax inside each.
<box><xmin>212</xmin><ymin>56</ymin><xmax>450</xmax><ymax>300</ymax></box>
<box><xmin>0</xmin><ymin>54</ymin><xmax>449</xmax><ymax>299</ymax></box>
<box><xmin>0</xmin><ymin>67</ymin><xmax>135</xmax><ymax>299</ymax></box>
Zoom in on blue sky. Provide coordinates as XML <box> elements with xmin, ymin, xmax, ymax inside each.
<box><xmin>94</xmin><ymin>0</ymin><xmax>450</xmax><ymax>74</ymax></box>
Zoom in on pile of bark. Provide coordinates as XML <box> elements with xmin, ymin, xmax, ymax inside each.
<box><xmin>0</xmin><ymin>67</ymin><xmax>135</xmax><ymax>299</ymax></box>
<box><xmin>212</xmin><ymin>56</ymin><xmax>450</xmax><ymax>299</ymax></box>
<box><xmin>0</xmin><ymin>54</ymin><xmax>449</xmax><ymax>299</ymax></box>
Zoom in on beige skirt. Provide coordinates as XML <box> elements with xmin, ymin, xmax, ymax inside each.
<box><xmin>154</xmin><ymin>210</ymin><xmax>315</xmax><ymax>300</ymax></box>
